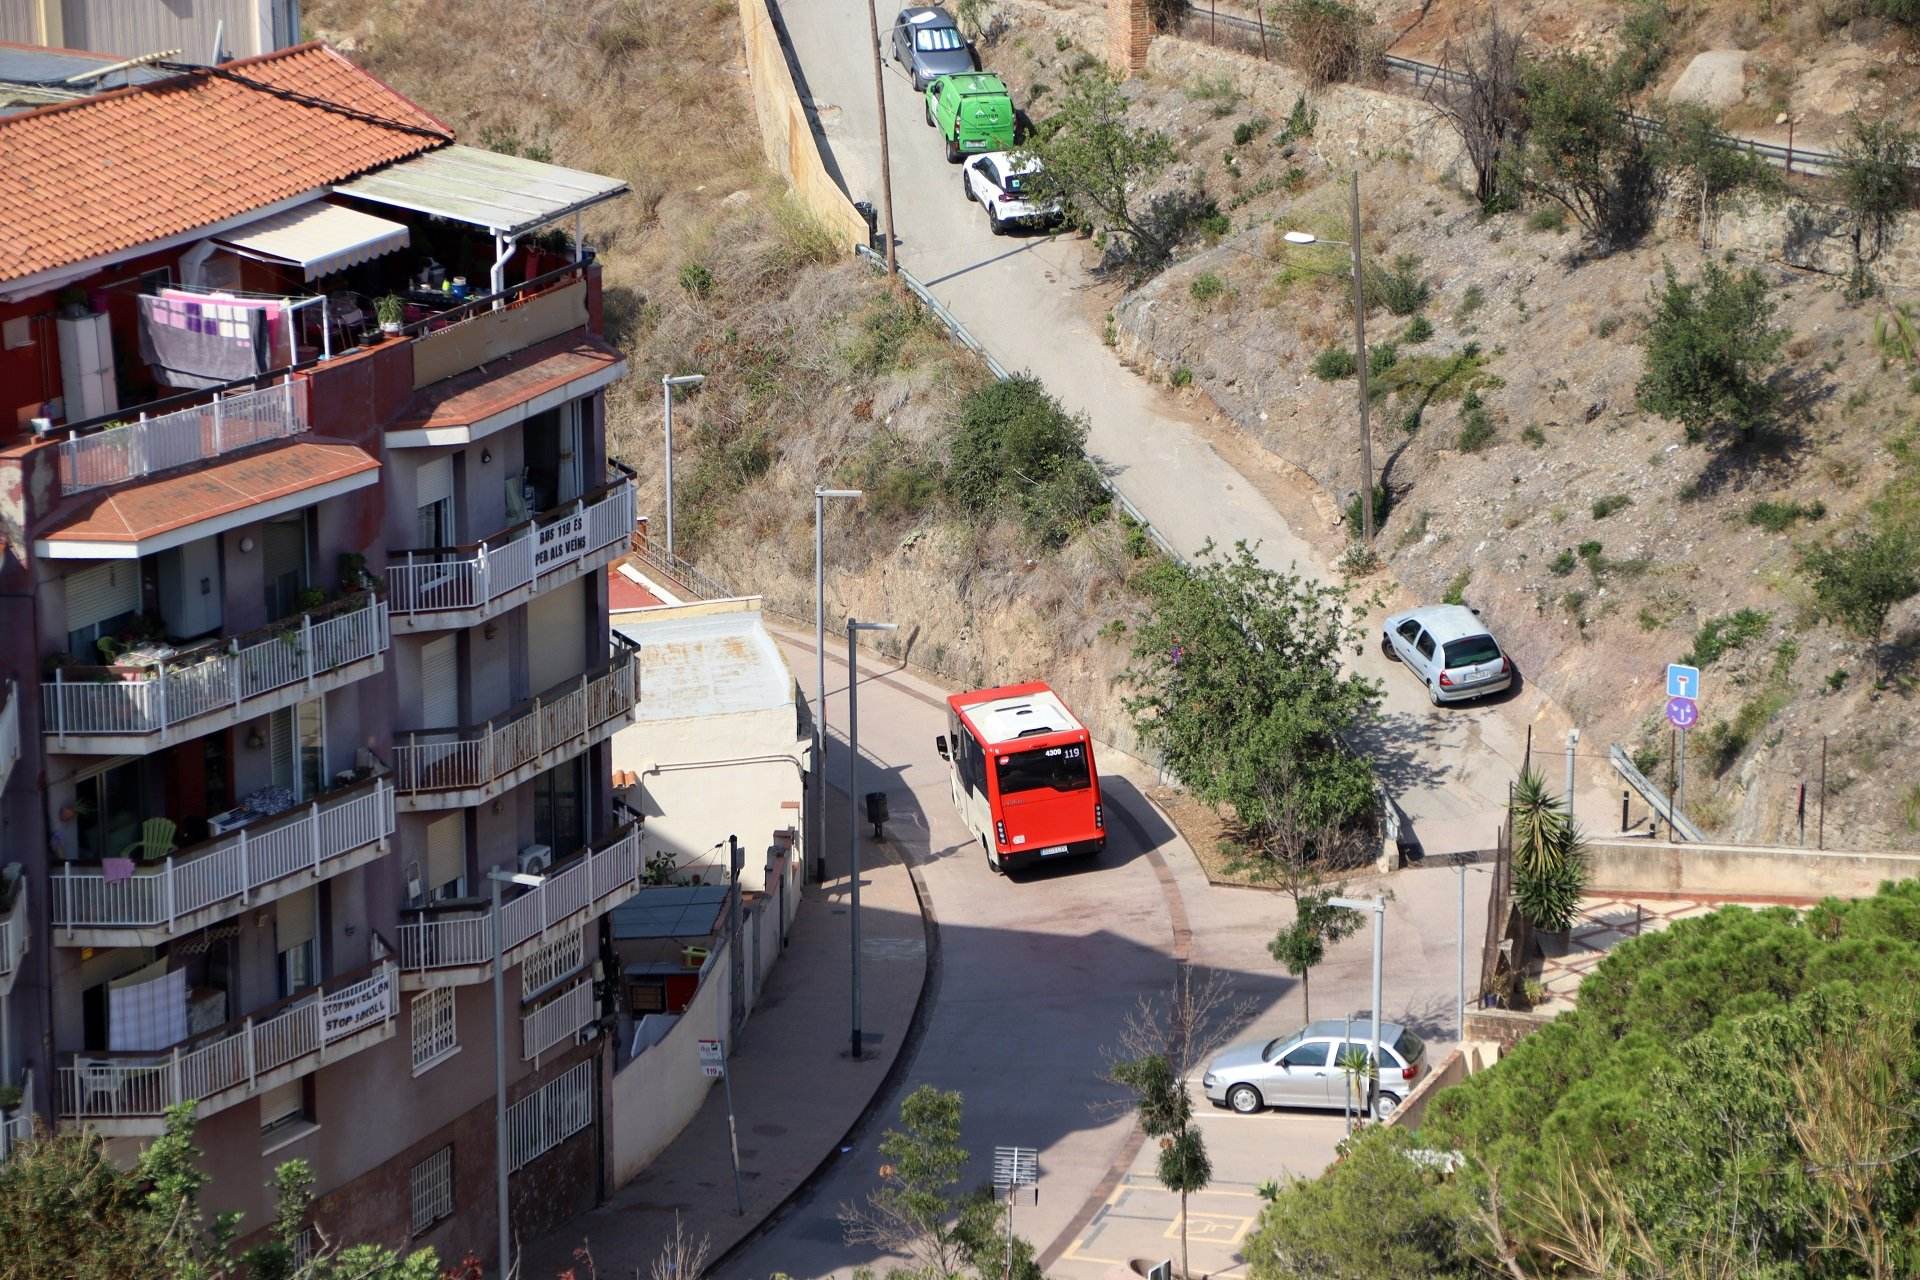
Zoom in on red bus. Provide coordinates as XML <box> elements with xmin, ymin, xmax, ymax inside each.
<box><xmin>935</xmin><ymin>681</ymin><xmax>1106</xmax><ymax>873</ymax></box>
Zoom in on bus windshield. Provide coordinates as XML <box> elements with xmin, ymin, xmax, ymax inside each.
<box><xmin>995</xmin><ymin>743</ymin><xmax>1091</xmax><ymax>794</ymax></box>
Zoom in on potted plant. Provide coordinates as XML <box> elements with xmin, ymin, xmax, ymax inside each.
<box><xmin>375</xmin><ymin>295</ymin><xmax>405</xmax><ymax>336</ymax></box>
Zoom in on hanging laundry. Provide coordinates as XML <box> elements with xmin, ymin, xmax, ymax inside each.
<box><xmin>138</xmin><ymin>293</ymin><xmax>268</xmax><ymax>389</ymax></box>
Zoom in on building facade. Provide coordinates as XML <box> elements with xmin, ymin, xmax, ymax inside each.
<box><xmin>0</xmin><ymin>42</ymin><xmax>641</xmax><ymax>1265</ymax></box>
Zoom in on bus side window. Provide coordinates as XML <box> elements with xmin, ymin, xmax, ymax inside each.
<box><xmin>964</xmin><ymin>732</ymin><xmax>986</xmax><ymax>796</ymax></box>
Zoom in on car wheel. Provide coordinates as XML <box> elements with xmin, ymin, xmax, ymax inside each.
<box><xmin>925</xmin><ymin>99</ymin><xmax>934</xmax><ymax>127</ymax></box>
<box><xmin>946</xmin><ymin>138</ymin><xmax>961</xmax><ymax>164</ymax></box>
<box><xmin>1381</xmin><ymin>633</ymin><xmax>1398</xmax><ymax>661</ymax></box>
<box><xmin>1428</xmin><ymin>681</ymin><xmax>1443</xmax><ymax>707</ymax></box>
<box><xmin>988</xmin><ymin>208</ymin><xmax>1004</xmax><ymax>235</ymax></box>
<box><xmin>963</xmin><ymin>170</ymin><xmax>975</xmax><ymax>202</ymax></box>
<box><xmin>1375</xmin><ymin>1092</ymin><xmax>1401</xmax><ymax>1121</ymax></box>
<box><xmin>1226</xmin><ymin>1084</ymin><xmax>1263</xmax><ymax>1115</ymax></box>
<box><xmin>985</xmin><ymin>839</ymin><xmax>1004</xmax><ymax>875</ymax></box>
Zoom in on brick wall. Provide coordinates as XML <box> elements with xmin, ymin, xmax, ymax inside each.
<box><xmin>1463</xmin><ymin>1006</ymin><xmax>1555</xmax><ymax>1054</ymax></box>
<box><xmin>1107</xmin><ymin>0</ymin><xmax>1151</xmax><ymax>76</ymax></box>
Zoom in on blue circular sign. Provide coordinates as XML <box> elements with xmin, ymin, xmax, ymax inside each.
<box><xmin>1665</xmin><ymin>696</ymin><xmax>1698</xmax><ymax>729</ymax></box>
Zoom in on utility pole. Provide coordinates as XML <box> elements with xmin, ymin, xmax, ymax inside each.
<box><xmin>813</xmin><ymin>489</ymin><xmax>861</xmax><ymax>884</ymax></box>
<box><xmin>865</xmin><ymin>0</ymin><xmax>898</xmax><ymax>275</ymax></box>
<box><xmin>1347</xmin><ymin>170</ymin><xmax>1374</xmax><ymax>546</ymax></box>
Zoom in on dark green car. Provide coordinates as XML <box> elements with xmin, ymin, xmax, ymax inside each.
<box><xmin>924</xmin><ymin>72</ymin><xmax>1015</xmax><ymax>164</ymax></box>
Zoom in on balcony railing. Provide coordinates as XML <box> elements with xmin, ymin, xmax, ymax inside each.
<box><xmin>386</xmin><ymin>477</ymin><xmax>634</xmax><ymax>617</ymax></box>
<box><xmin>398</xmin><ymin>825</ymin><xmax>641</xmax><ymax>973</ymax></box>
<box><xmin>43</xmin><ymin>594</ymin><xmax>388</xmax><ymax>742</ymax></box>
<box><xmin>394</xmin><ymin>638</ymin><xmax>639</xmax><ymax>797</ymax></box>
<box><xmin>56</xmin><ymin>381</ymin><xmax>304</xmax><ymax>496</ymax></box>
<box><xmin>0</xmin><ymin>878</ymin><xmax>26</xmax><ymax>995</ymax></box>
<box><xmin>522</xmin><ymin>979</ymin><xmax>595</xmax><ymax>1060</ymax></box>
<box><xmin>0</xmin><ymin>1069</ymin><xmax>33</xmax><ymax>1163</ymax></box>
<box><xmin>52</xmin><ymin>779</ymin><xmax>394</xmax><ymax>935</ymax></box>
<box><xmin>0</xmin><ymin>679</ymin><xmax>18</xmax><ymax>794</ymax></box>
<box><xmin>57</xmin><ymin>962</ymin><xmax>396</xmax><ymax>1121</ymax></box>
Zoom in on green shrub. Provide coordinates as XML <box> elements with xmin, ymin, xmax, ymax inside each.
<box><xmin>1457</xmin><ymin>284</ymin><xmax>1485</xmax><ymax>317</ymax></box>
<box><xmin>1837</xmin><ymin>116</ymin><xmax>1917</xmax><ymax>260</ymax></box>
<box><xmin>1747</xmin><ymin>498</ymin><xmax>1826</xmax><ymax>531</ymax></box>
<box><xmin>1232</xmin><ymin>116</ymin><xmax>1271</xmax><ymax>146</ymax></box>
<box><xmin>1442</xmin><ymin>569</ymin><xmax>1470</xmax><ymax>605</ymax></box>
<box><xmin>1590</xmin><ymin>493</ymin><xmax>1631</xmax><ymax>519</ymax></box>
<box><xmin>1189</xmin><ymin>272</ymin><xmax>1227</xmax><ymax>304</ymax></box>
<box><xmin>1277</xmin><ymin>0</ymin><xmax>1376</xmax><ymax>89</ymax></box>
<box><xmin>677</xmin><ymin>261</ymin><xmax>714</xmax><ymax>299</ymax></box>
<box><xmin>1526</xmin><ymin>205</ymin><xmax>1568</xmax><ymax>233</ymax></box>
<box><xmin>1637</xmin><ymin>261</ymin><xmax>1788</xmax><ymax>443</ymax></box>
<box><xmin>945</xmin><ymin>376</ymin><xmax>1108</xmax><ymax>546</ymax></box>
<box><xmin>1549</xmin><ymin>549</ymin><xmax>1577</xmax><ymax>576</ymax></box>
<box><xmin>1522</xmin><ymin>423</ymin><xmax>1547</xmax><ymax>446</ymax></box>
<box><xmin>841</xmin><ymin>295</ymin><xmax>929</xmax><ymax>377</ymax></box>
<box><xmin>1369</xmin><ymin>253</ymin><xmax>1430</xmax><ymax>317</ymax></box>
<box><xmin>1313</xmin><ymin>346</ymin><xmax>1357</xmax><ymax>380</ymax></box>
<box><xmin>1367</xmin><ymin>341</ymin><xmax>1398</xmax><ymax>377</ymax></box>
<box><xmin>1344</xmin><ymin>483</ymin><xmax>1392</xmax><ymax>532</ymax></box>
<box><xmin>1683</xmin><ymin>608</ymin><xmax>1770</xmax><ymax>667</ymax></box>
<box><xmin>1170</xmin><ymin>365</ymin><xmax>1194</xmax><ymax>388</ymax></box>
<box><xmin>1457</xmin><ymin>397</ymin><xmax>1494</xmax><ymax>452</ymax></box>
<box><xmin>1400</xmin><ymin>315</ymin><xmax>1434</xmax><ymax>344</ymax></box>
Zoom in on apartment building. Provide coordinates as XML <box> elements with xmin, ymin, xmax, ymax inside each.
<box><xmin>0</xmin><ymin>42</ymin><xmax>642</xmax><ymax>1264</ymax></box>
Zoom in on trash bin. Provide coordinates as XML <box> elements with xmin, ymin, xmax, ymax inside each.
<box><xmin>865</xmin><ymin>790</ymin><xmax>889</xmax><ymax>837</ymax></box>
<box><xmin>854</xmin><ymin>200</ymin><xmax>880</xmax><ymax>251</ymax></box>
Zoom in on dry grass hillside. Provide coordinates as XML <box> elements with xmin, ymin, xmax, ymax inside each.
<box><xmin>303</xmin><ymin>0</ymin><xmax>1151</xmax><ymax>749</ymax></box>
<box><xmin>988</xmin><ymin>3</ymin><xmax>1920</xmax><ymax>847</ymax></box>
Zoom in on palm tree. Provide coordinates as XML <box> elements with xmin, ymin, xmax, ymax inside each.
<box><xmin>1510</xmin><ymin>768</ymin><xmax>1568</xmax><ymax>876</ymax></box>
<box><xmin>1508</xmin><ymin>769</ymin><xmax>1589</xmax><ymax>933</ymax></box>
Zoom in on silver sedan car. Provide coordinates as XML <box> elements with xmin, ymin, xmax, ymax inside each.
<box><xmin>892</xmin><ymin>6</ymin><xmax>975</xmax><ymax>91</ymax></box>
<box><xmin>1381</xmin><ymin>603</ymin><xmax>1513</xmax><ymax>705</ymax></box>
<box><xmin>1202</xmin><ymin>1020</ymin><xmax>1427</xmax><ymax>1118</ymax></box>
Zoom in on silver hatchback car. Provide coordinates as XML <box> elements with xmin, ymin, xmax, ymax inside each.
<box><xmin>1381</xmin><ymin>604</ymin><xmax>1513</xmax><ymax>705</ymax></box>
<box><xmin>1202</xmin><ymin>1019</ymin><xmax>1427</xmax><ymax>1118</ymax></box>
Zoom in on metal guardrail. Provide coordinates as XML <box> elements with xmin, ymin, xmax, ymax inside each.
<box><xmin>853</xmin><ymin>244</ymin><xmax>1184</xmax><ymax>564</ymax></box>
<box><xmin>1199</xmin><ymin>9</ymin><xmax>1863</xmax><ymax>178</ymax></box>
<box><xmin>1609</xmin><ymin>744</ymin><xmax>1706</xmax><ymax>843</ymax></box>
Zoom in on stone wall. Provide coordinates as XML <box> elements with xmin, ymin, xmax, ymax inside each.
<box><xmin>1463</xmin><ymin>1005</ymin><xmax>1555</xmax><ymax>1054</ymax></box>
<box><xmin>1587</xmin><ymin>836</ymin><xmax>1920</xmax><ymax>902</ymax></box>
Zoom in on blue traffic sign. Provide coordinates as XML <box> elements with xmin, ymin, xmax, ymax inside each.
<box><xmin>1666</xmin><ymin>663</ymin><xmax>1701</xmax><ymax>701</ymax></box>
<box><xmin>1666</xmin><ymin>696</ymin><xmax>1699</xmax><ymax>730</ymax></box>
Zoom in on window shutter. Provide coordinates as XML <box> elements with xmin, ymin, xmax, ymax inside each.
<box><xmin>416</xmin><ymin>455</ymin><xmax>453</xmax><ymax>507</ymax></box>
<box><xmin>269</xmin><ymin>708</ymin><xmax>294</xmax><ymax>791</ymax></box>
<box><xmin>420</xmin><ymin>636</ymin><xmax>459</xmax><ymax>728</ymax></box>
<box><xmin>65</xmin><ymin>562</ymin><xmax>140</xmax><ymax>631</ymax></box>
<box><xmin>276</xmin><ymin>887</ymin><xmax>315</xmax><ymax>951</ymax></box>
<box><xmin>426</xmin><ymin>815</ymin><xmax>464</xmax><ymax>893</ymax></box>
<box><xmin>260</xmin><ymin>1079</ymin><xmax>303</xmax><ymax>1128</ymax></box>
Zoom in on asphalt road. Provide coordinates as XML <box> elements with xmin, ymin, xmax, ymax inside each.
<box><xmin>715</xmin><ymin>633</ymin><xmax>1183</xmax><ymax>1278</ymax></box>
<box><xmin>770</xmin><ymin>0</ymin><xmax>1624</xmax><ymax>849</ymax></box>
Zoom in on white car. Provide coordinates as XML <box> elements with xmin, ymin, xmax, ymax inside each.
<box><xmin>1380</xmin><ymin>603</ymin><xmax>1513</xmax><ymax>705</ymax></box>
<box><xmin>961</xmin><ymin>152</ymin><xmax>1063</xmax><ymax>235</ymax></box>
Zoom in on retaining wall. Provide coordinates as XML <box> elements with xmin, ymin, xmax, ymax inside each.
<box><xmin>1587</xmin><ymin>837</ymin><xmax>1920</xmax><ymax>902</ymax></box>
<box><xmin>737</xmin><ymin>0</ymin><xmax>871</xmax><ymax>248</ymax></box>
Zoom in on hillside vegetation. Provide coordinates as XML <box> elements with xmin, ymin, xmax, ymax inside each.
<box><xmin>304</xmin><ymin>0</ymin><xmax>1156</xmax><ymax>747</ymax></box>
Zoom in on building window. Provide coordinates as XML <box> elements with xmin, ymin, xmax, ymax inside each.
<box><xmin>260</xmin><ymin>1078</ymin><xmax>315</xmax><ymax>1149</ymax></box>
<box><xmin>410</xmin><ymin>988</ymin><xmax>458</xmax><ymax>1074</ymax></box>
<box><xmin>409</xmin><ymin>1146</ymin><xmax>455</xmax><ymax>1236</ymax></box>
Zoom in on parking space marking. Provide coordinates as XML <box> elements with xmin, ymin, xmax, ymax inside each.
<box><xmin>1164</xmin><ymin>1210</ymin><xmax>1255</xmax><ymax>1245</ymax></box>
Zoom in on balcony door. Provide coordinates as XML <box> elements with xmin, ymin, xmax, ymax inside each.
<box><xmin>74</xmin><ymin>757</ymin><xmax>141</xmax><ymax>861</ymax></box>
<box><xmin>269</xmin><ymin>699</ymin><xmax>326</xmax><ymax>802</ymax></box>
<box><xmin>524</xmin><ymin>402</ymin><xmax>581</xmax><ymax>513</ymax></box>
<box><xmin>262</xmin><ymin>513</ymin><xmax>311</xmax><ymax>621</ymax></box>
<box><xmin>533</xmin><ymin>758</ymin><xmax>584</xmax><ymax>859</ymax></box>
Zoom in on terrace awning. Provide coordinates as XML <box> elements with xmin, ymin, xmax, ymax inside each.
<box><xmin>334</xmin><ymin>144</ymin><xmax>629</xmax><ymax>238</ymax></box>
<box><xmin>213</xmin><ymin>202</ymin><xmax>411</xmax><ymax>281</ymax></box>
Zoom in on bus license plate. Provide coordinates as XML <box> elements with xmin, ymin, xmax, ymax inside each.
<box><xmin>1038</xmin><ymin>845</ymin><xmax>1070</xmax><ymax>857</ymax></box>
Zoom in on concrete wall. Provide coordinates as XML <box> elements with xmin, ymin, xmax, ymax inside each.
<box><xmin>1586</xmin><ymin>836</ymin><xmax>1920</xmax><ymax>902</ymax></box>
<box><xmin>1462</xmin><ymin>1006</ymin><xmax>1555</xmax><ymax>1054</ymax></box>
<box><xmin>736</xmin><ymin>0</ymin><xmax>872</xmax><ymax>249</ymax></box>
<box><xmin>411</xmin><ymin>282</ymin><xmax>588</xmax><ymax>391</ymax></box>
<box><xmin>607</xmin><ymin>936</ymin><xmax>730</xmax><ymax>1188</ymax></box>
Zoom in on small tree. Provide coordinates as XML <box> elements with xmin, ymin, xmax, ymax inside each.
<box><xmin>944</xmin><ymin>375</ymin><xmax>1106</xmax><ymax>547</ymax></box>
<box><xmin>1277</xmin><ymin>0</ymin><xmax>1377</xmax><ymax>89</ymax></box>
<box><xmin>1802</xmin><ymin>523</ymin><xmax>1920</xmax><ymax>682</ymax></box>
<box><xmin>1426</xmin><ymin>11</ymin><xmax>1525</xmax><ymax>210</ymax></box>
<box><xmin>1018</xmin><ymin>68</ymin><xmax>1177</xmax><ymax>263</ymax></box>
<box><xmin>1836</xmin><ymin>116</ymin><xmax>1917</xmax><ymax>268</ymax></box>
<box><xmin>1659</xmin><ymin>101</ymin><xmax>1783</xmax><ymax>249</ymax></box>
<box><xmin>841</xmin><ymin>1085</ymin><xmax>971</xmax><ymax>1279</ymax></box>
<box><xmin>1109</xmin><ymin>969</ymin><xmax>1244</xmax><ymax>1280</ymax></box>
<box><xmin>1636</xmin><ymin>260</ymin><xmax>1788</xmax><ymax>443</ymax></box>
<box><xmin>1508</xmin><ymin>53</ymin><xmax>1666</xmax><ymax>249</ymax></box>
<box><xmin>1507</xmin><ymin>769</ymin><xmax>1588</xmax><ymax>933</ymax></box>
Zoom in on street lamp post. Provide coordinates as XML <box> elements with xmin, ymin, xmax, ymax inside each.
<box><xmin>846</xmin><ymin>617</ymin><xmax>897</xmax><ymax>1060</ymax></box>
<box><xmin>661</xmin><ymin>373</ymin><xmax>705</xmax><ymax>559</ymax></box>
<box><xmin>1330</xmin><ymin>893</ymin><xmax>1387</xmax><ymax>1117</ymax></box>
<box><xmin>814</xmin><ymin>488</ymin><xmax>863</xmax><ymax>883</ymax></box>
<box><xmin>487</xmin><ymin>868</ymin><xmax>548</xmax><ymax>1279</ymax></box>
<box><xmin>1281</xmin><ymin>169</ymin><xmax>1375</xmax><ymax>544</ymax></box>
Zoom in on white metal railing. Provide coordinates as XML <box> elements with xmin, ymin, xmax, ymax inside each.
<box><xmin>0</xmin><ymin>878</ymin><xmax>28</xmax><ymax>983</ymax></box>
<box><xmin>409</xmin><ymin>988</ymin><xmax>457</xmax><ymax>1072</ymax></box>
<box><xmin>393</xmin><ymin>643</ymin><xmax>638</xmax><ymax>794</ymax></box>
<box><xmin>387</xmin><ymin>479</ymin><xmax>635</xmax><ymax>615</ymax></box>
<box><xmin>522</xmin><ymin>979</ymin><xmax>594</xmax><ymax>1060</ymax></box>
<box><xmin>57</xmin><ymin>962</ymin><xmax>395</xmax><ymax>1119</ymax></box>
<box><xmin>53</xmin><ymin>780</ymin><xmax>393</xmax><ymax>932</ymax></box>
<box><xmin>0</xmin><ymin>1069</ymin><xmax>33</xmax><ymax>1163</ymax></box>
<box><xmin>409</xmin><ymin>1146</ymin><xmax>454</xmax><ymax>1233</ymax></box>
<box><xmin>0</xmin><ymin>679</ymin><xmax>18</xmax><ymax>794</ymax></box>
<box><xmin>43</xmin><ymin>597</ymin><xmax>387</xmax><ymax>740</ymax></box>
<box><xmin>506</xmin><ymin>1059</ymin><xmax>592</xmax><ymax>1173</ymax></box>
<box><xmin>57</xmin><ymin>382</ymin><xmax>304</xmax><ymax>495</ymax></box>
<box><xmin>522</xmin><ymin>931</ymin><xmax>585</xmax><ymax>999</ymax></box>
<box><xmin>398</xmin><ymin>826</ymin><xmax>640</xmax><ymax>973</ymax></box>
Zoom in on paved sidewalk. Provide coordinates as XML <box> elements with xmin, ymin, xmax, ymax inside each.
<box><xmin>520</xmin><ymin>786</ymin><xmax>927</xmax><ymax>1279</ymax></box>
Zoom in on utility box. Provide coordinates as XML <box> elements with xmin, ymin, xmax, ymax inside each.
<box><xmin>865</xmin><ymin>791</ymin><xmax>888</xmax><ymax>836</ymax></box>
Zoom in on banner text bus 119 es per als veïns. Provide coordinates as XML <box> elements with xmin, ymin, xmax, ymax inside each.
<box><xmin>935</xmin><ymin>681</ymin><xmax>1107</xmax><ymax>874</ymax></box>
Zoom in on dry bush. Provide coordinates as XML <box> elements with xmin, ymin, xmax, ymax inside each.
<box><xmin>1278</xmin><ymin>0</ymin><xmax>1382</xmax><ymax>89</ymax></box>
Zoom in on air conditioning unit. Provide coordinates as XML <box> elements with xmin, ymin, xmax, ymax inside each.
<box><xmin>575</xmin><ymin>1023</ymin><xmax>601</xmax><ymax>1046</ymax></box>
<box><xmin>518</xmin><ymin>844</ymin><xmax>553</xmax><ymax>876</ymax></box>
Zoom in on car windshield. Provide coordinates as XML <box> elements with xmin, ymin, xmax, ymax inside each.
<box><xmin>915</xmin><ymin>25</ymin><xmax>965</xmax><ymax>51</ymax></box>
<box><xmin>1394</xmin><ymin>1029</ymin><xmax>1426</xmax><ymax>1063</ymax></box>
<box><xmin>994</xmin><ymin>742</ymin><xmax>1091</xmax><ymax>794</ymax></box>
<box><xmin>1442</xmin><ymin>634</ymin><xmax>1502</xmax><ymax>668</ymax></box>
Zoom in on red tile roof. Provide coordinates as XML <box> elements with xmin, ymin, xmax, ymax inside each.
<box><xmin>392</xmin><ymin>331</ymin><xmax>623</xmax><ymax>431</ymax></box>
<box><xmin>40</xmin><ymin>436</ymin><xmax>379</xmax><ymax>548</ymax></box>
<box><xmin>608</xmin><ymin>566</ymin><xmax>666</xmax><ymax>611</ymax></box>
<box><xmin>0</xmin><ymin>43</ymin><xmax>451</xmax><ymax>285</ymax></box>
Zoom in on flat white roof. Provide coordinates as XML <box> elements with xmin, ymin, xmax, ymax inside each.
<box><xmin>964</xmin><ymin>690</ymin><xmax>1082</xmax><ymax>746</ymax></box>
<box><xmin>615</xmin><ymin>609</ymin><xmax>791</xmax><ymax>721</ymax></box>
<box><xmin>335</xmin><ymin>143</ymin><xmax>629</xmax><ymax>238</ymax></box>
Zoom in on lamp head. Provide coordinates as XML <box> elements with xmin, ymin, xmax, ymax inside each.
<box><xmin>816</xmin><ymin>487</ymin><xmax>863</xmax><ymax>499</ymax></box>
<box><xmin>487</xmin><ymin>869</ymin><xmax>547</xmax><ymax>887</ymax></box>
<box><xmin>663</xmin><ymin>373</ymin><xmax>706</xmax><ymax>388</ymax></box>
<box><xmin>1282</xmin><ymin>230</ymin><xmax>1319</xmax><ymax>245</ymax></box>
